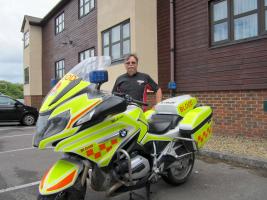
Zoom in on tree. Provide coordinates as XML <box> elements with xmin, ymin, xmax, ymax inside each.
<box><xmin>0</xmin><ymin>80</ymin><xmax>24</xmax><ymax>99</ymax></box>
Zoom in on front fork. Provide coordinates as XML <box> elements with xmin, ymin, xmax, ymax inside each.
<box><xmin>81</xmin><ymin>160</ymin><xmax>91</xmax><ymax>186</ymax></box>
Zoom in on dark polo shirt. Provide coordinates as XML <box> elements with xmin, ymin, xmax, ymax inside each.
<box><xmin>112</xmin><ymin>72</ymin><xmax>159</xmax><ymax>102</ymax></box>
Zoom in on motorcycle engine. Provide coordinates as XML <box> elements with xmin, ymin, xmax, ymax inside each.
<box><xmin>115</xmin><ymin>155</ymin><xmax>150</xmax><ymax>180</ymax></box>
<box><xmin>91</xmin><ymin>155</ymin><xmax>150</xmax><ymax>191</ymax></box>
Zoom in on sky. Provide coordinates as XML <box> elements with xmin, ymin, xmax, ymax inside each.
<box><xmin>0</xmin><ymin>0</ymin><xmax>61</xmax><ymax>83</ymax></box>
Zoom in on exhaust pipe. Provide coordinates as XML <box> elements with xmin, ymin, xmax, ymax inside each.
<box><xmin>106</xmin><ymin>182</ymin><xmax>124</xmax><ymax>197</ymax></box>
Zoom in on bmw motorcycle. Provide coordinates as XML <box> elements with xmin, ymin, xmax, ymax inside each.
<box><xmin>34</xmin><ymin>56</ymin><xmax>213</xmax><ymax>200</ymax></box>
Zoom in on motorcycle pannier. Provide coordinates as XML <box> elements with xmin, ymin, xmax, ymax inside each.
<box><xmin>179</xmin><ymin>106</ymin><xmax>212</xmax><ymax>149</ymax></box>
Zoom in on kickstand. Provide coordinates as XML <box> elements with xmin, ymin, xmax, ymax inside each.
<box><xmin>129</xmin><ymin>183</ymin><xmax>152</xmax><ymax>200</ymax></box>
<box><xmin>146</xmin><ymin>183</ymin><xmax>151</xmax><ymax>200</ymax></box>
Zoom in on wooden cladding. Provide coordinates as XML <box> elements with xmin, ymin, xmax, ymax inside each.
<box><xmin>157</xmin><ymin>0</ymin><xmax>267</xmax><ymax>92</ymax></box>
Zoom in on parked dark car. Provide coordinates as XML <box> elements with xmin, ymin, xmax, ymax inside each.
<box><xmin>0</xmin><ymin>94</ymin><xmax>38</xmax><ymax>126</ymax></box>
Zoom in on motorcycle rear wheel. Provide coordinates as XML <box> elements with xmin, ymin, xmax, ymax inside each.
<box><xmin>162</xmin><ymin>149</ymin><xmax>195</xmax><ymax>186</ymax></box>
<box><xmin>37</xmin><ymin>176</ymin><xmax>86</xmax><ymax>200</ymax></box>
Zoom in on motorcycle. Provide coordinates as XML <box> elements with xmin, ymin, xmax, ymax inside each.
<box><xmin>34</xmin><ymin>56</ymin><xmax>213</xmax><ymax>200</ymax></box>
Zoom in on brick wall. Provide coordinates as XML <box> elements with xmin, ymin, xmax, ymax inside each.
<box><xmin>148</xmin><ymin>90</ymin><xmax>267</xmax><ymax>138</ymax></box>
<box><xmin>42</xmin><ymin>0</ymin><xmax>97</xmax><ymax>95</ymax></box>
<box><xmin>24</xmin><ymin>95</ymin><xmax>44</xmax><ymax>110</ymax></box>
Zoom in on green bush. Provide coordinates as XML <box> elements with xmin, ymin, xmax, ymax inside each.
<box><xmin>0</xmin><ymin>80</ymin><xmax>23</xmax><ymax>99</ymax></box>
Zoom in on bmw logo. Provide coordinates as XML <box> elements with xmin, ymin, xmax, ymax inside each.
<box><xmin>119</xmin><ymin>129</ymin><xmax>128</xmax><ymax>138</ymax></box>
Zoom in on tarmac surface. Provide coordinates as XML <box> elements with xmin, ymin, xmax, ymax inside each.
<box><xmin>0</xmin><ymin>125</ymin><xmax>266</xmax><ymax>200</ymax></box>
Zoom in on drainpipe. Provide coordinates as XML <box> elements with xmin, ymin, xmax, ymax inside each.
<box><xmin>169</xmin><ymin>0</ymin><xmax>176</xmax><ymax>96</ymax></box>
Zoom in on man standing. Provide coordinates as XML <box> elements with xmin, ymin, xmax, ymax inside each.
<box><xmin>112</xmin><ymin>54</ymin><xmax>162</xmax><ymax>108</ymax></box>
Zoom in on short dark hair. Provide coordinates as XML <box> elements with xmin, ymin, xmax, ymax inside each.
<box><xmin>124</xmin><ymin>54</ymin><xmax>138</xmax><ymax>64</ymax></box>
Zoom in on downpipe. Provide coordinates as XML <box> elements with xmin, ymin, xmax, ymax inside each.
<box><xmin>106</xmin><ymin>149</ymin><xmax>133</xmax><ymax>197</ymax></box>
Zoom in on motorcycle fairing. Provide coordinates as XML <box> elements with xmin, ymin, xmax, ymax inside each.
<box><xmin>36</xmin><ymin>93</ymin><xmax>102</xmax><ymax>149</ymax></box>
<box><xmin>54</xmin><ymin>107</ymin><xmax>148</xmax><ymax>167</ymax></box>
<box><xmin>139</xmin><ymin>133</ymin><xmax>174</xmax><ymax>145</ymax></box>
<box><xmin>39</xmin><ymin>159</ymin><xmax>83</xmax><ymax>195</ymax></box>
<box><xmin>40</xmin><ymin>74</ymin><xmax>90</xmax><ymax>113</ymax></box>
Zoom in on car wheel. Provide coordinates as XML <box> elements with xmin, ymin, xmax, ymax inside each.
<box><xmin>22</xmin><ymin>114</ymin><xmax>36</xmax><ymax>126</ymax></box>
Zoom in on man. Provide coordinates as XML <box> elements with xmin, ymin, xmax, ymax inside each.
<box><xmin>112</xmin><ymin>54</ymin><xmax>162</xmax><ymax>108</ymax></box>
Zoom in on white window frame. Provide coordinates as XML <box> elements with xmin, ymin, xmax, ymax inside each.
<box><xmin>102</xmin><ymin>20</ymin><xmax>131</xmax><ymax>62</ymax></box>
<box><xmin>79</xmin><ymin>48</ymin><xmax>95</xmax><ymax>62</ymax></box>
<box><xmin>55</xmin><ymin>12</ymin><xmax>64</xmax><ymax>34</ymax></box>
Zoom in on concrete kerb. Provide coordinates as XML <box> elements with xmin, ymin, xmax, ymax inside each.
<box><xmin>198</xmin><ymin>149</ymin><xmax>267</xmax><ymax>169</ymax></box>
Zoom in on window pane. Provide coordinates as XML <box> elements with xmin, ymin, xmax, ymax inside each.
<box><xmin>24</xmin><ymin>31</ymin><xmax>29</xmax><ymax>47</ymax></box>
<box><xmin>0</xmin><ymin>97</ymin><xmax>10</xmax><ymax>105</ymax></box>
<box><xmin>234</xmin><ymin>0</ymin><xmax>257</xmax><ymax>15</ymax></box>
<box><xmin>24</xmin><ymin>67</ymin><xmax>29</xmax><ymax>84</ymax></box>
<box><xmin>85</xmin><ymin>3</ymin><xmax>89</xmax><ymax>14</ymax></box>
<box><xmin>90</xmin><ymin>0</ymin><xmax>95</xmax><ymax>9</ymax></box>
<box><xmin>265</xmin><ymin>0</ymin><xmax>267</xmax><ymax>6</ymax></box>
<box><xmin>265</xmin><ymin>10</ymin><xmax>267</xmax><ymax>30</ymax></box>
<box><xmin>103</xmin><ymin>32</ymin><xmax>109</xmax><ymax>46</ymax></box>
<box><xmin>80</xmin><ymin>0</ymin><xmax>84</xmax><ymax>6</ymax></box>
<box><xmin>79</xmin><ymin>53</ymin><xmax>83</xmax><ymax>62</ymax></box>
<box><xmin>213</xmin><ymin>1</ymin><xmax>227</xmax><ymax>21</ymax></box>
<box><xmin>123</xmin><ymin>40</ymin><xmax>130</xmax><ymax>55</ymax></box>
<box><xmin>85</xmin><ymin>50</ymin><xmax>90</xmax><ymax>59</ymax></box>
<box><xmin>90</xmin><ymin>49</ymin><xmax>95</xmax><ymax>57</ymax></box>
<box><xmin>112</xmin><ymin>43</ymin><xmax>120</xmax><ymax>60</ymax></box>
<box><xmin>112</xmin><ymin>26</ymin><xmax>120</xmax><ymax>43</ymax></box>
<box><xmin>234</xmin><ymin>14</ymin><xmax>258</xmax><ymax>40</ymax></box>
<box><xmin>80</xmin><ymin>7</ymin><xmax>84</xmax><ymax>16</ymax></box>
<box><xmin>104</xmin><ymin>47</ymin><xmax>109</xmax><ymax>56</ymax></box>
<box><xmin>214</xmin><ymin>22</ymin><xmax>228</xmax><ymax>42</ymax></box>
<box><xmin>123</xmin><ymin>23</ymin><xmax>130</xmax><ymax>38</ymax></box>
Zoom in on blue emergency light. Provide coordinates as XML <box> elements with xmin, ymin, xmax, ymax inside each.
<box><xmin>168</xmin><ymin>81</ymin><xmax>177</xmax><ymax>90</ymax></box>
<box><xmin>89</xmin><ymin>70</ymin><xmax>108</xmax><ymax>84</ymax></box>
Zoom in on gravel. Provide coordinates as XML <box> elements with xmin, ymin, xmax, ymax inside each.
<box><xmin>202</xmin><ymin>134</ymin><xmax>267</xmax><ymax>161</ymax></box>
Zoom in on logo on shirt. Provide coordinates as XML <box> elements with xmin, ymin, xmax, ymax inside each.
<box><xmin>137</xmin><ymin>80</ymin><xmax>145</xmax><ymax>85</ymax></box>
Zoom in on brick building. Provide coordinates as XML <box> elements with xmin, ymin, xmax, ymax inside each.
<box><xmin>21</xmin><ymin>0</ymin><xmax>158</xmax><ymax>109</ymax></box>
<box><xmin>157</xmin><ymin>0</ymin><xmax>267</xmax><ymax>137</ymax></box>
<box><xmin>21</xmin><ymin>0</ymin><xmax>267</xmax><ymax>137</ymax></box>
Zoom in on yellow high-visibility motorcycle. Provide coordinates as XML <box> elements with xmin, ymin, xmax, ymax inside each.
<box><xmin>34</xmin><ymin>56</ymin><xmax>212</xmax><ymax>200</ymax></box>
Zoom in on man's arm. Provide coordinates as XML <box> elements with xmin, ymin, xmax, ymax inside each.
<box><xmin>156</xmin><ymin>88</ymin><xmax>162</xmax><ymax>104</ymax></box>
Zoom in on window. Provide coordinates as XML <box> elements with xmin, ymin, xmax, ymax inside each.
<box><xmin>265</xmin><ymin>0</ymin><xmax>267</xmax><ymax>30</ymax></box>
<box><xmin>211</xmin><ymin>0</ymin><xmax>267</xmax><ymax>45</ymax></box>
<box><xmin>233</xmin><ymin>0</ymin><xmax>258</xmax><ymax>40</ymax></box>
<box><xmin>55</xmin><ymin>60</ymin><xmax>65</xmax><ymax>79</ymax></box>
<box><xmin>212</xmin><ymin>1</ymin><xmax>229</xmax><ymax>42</ymax></box>
<box><xmin>55</xmin><ymin>12</ymin><xmax>64</xmax><ymax>34</ymax></box>
<box><xmin>79</xmin><ymin>48</ymin><xmax>95</xmax><ymax>62</ymax></box>
<box><xmin>24</xmin><ymin>31</ymin><xmax>29</xmax><ymax>48</ymax></box>
<box><xmin>102</xmin><ymin>21</ymin><xmax>130</xmax><ymax>61</ymax></box>
<box><xmin>0</xmin><ymin>97</ymin><xmax>16</xmax><ymax>105</ymax></box>
<box><xmin>24</xmin><ymin>67</ymin><xmax>29</xmax><ymax>84</ymax></box>
<box><xmin>79</xmin><ymin>0</ymin><xmax>95</xmax><ymax>18</ymax></box>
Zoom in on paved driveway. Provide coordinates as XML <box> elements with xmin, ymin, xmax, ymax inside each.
<box><xmin>0</xmin><ymin>125</ymin><xmax>266</xmax><ymax>200</ymax></box>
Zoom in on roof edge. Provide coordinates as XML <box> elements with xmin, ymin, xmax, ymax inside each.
<box><xmin>20</xmin><ymin>0</ymin><xmax>70</xmax><ymax>32</ymax></box>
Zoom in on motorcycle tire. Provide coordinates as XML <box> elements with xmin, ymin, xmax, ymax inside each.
<box><xmin>162</xmin><ymin>148</ymin><xmax>195</xmax><ymax>186</ymax></box>
<box><xmin>37</xmin><ymin>175</ymin><xmax>86</xmax><ymax>200</ymax></box>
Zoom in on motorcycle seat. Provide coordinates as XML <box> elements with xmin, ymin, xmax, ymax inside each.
<box><xmin>148</xmin><ymin>114</ymin><xmax>181</xmax><ymax>134</ymax></box>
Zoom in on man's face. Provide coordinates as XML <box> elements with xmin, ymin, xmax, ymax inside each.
<box><xmin>125</xmin><ymin>56</ymin><xmax>138</xmax><ymax>76</ymax></box>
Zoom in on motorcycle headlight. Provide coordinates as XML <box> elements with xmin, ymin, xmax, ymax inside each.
<box><xmin>34</xmin><ymin>110</ymin><xmax>70</xmax><ymax>147</ymax></box>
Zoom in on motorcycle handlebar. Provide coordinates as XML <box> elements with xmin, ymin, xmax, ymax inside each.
<box><xmin>113</xmin><ymin>92</ymin><xmax>149</xmax><ymax>107</ymax></box>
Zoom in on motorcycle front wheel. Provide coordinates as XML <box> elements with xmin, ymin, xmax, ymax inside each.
<box><xmin>37</xmin><ymin>175</ymin><xmax>86</xmax><ymax>200</ymax></box>
<box><xmin>162</xmin><ymin>148</ymin><xmax>195</xmax><ymax>186</ymax></box>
